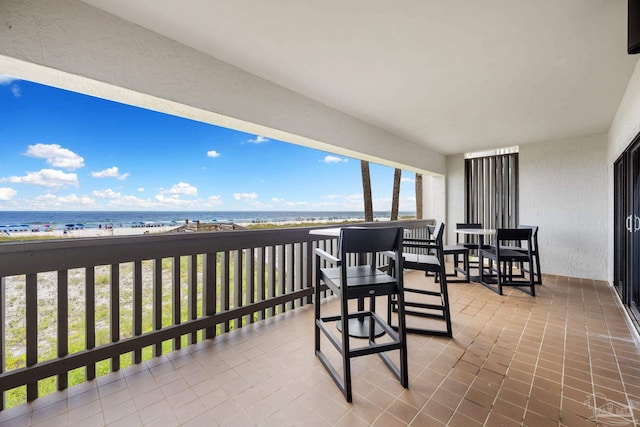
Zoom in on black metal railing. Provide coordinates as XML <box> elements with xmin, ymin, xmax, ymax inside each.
<box><xmin>0</xmin><ymin>219</ymin><xmax>433</xmax><ymax>409</ymax></box>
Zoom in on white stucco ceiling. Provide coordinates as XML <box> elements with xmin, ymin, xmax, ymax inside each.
<box><xmin>83</xmin><ymin>0</ymin><xmax>638</xmax><ymax>155</ymax></box>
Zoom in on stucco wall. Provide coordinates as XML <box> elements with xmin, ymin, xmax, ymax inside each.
<box><xmin>519</xmin><ymin>135</ymin><xmax>608</xmax><ymax>280</ymax></box>
<box><xmin>446</xmin><ymin>135</ymin><xmax>608</xmax><ymax>280</ymax></box>
<box><xmin>606</xmin><ymin>58</ymin><xmax>640</xmax><ymax>283</ymax></box>
<box><xmin>445</xmin><ymin>154</ymin><xmax>465</xmax><ymax>246</ymax></box>
<box><xmin>608</xmin><ymin>60</ymin><xmax>640</xmax><ymax>163</ymax></box>
<box><xmin>0</xmin><ymin>0</ymin><xmax>444</xmax><ymax>175</ymax></box>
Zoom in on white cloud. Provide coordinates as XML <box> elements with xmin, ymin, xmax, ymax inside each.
<box><xmin>154</xmin><ymin>194</ymin><xmax>198</xmax><ymax>207</ymax></box>
<box><xmin>401</xmin><ymin>177</ymin><xmax>414</xmax><ymax>183</ymax></box>
<box><xmin>0</xmin><ymin>75</ymin><xmax>17</xmax><ymax>85</ymax></box>
<box><xmin>206</xmin><ymin>195</ymin><xmax>223</xmax><ymax>206</ymax></box>
<box><xmin>25</xmin><ymin>143</ymin><xmax>85</xmax><ymax>170</ymax></box>
<box><xmin>0</xmin><ymin>187</ymin><xmax>17</xmax><ymax>200</ymax></box>
<box><xmin>57</xmin><ymin>193</ymin><xmax>94</xmax><ymax>205</ymax></box>
<box><xmin>107</xmin><ymin>195</ymin><xmax>156</xmax><ymax>209</ymax></box>
<box><xmin>92</xmin><ymin>189</ymin><xmax>121</xmax><ymax>199</ymax></box>
<box><xmin>2</xmin><ymin>168</ymin><xmax>79</xmax><ymax>188</ymax></box>
<box><xmin>137</xmin><ymin>187</ymin><xmax>144</xmax><ymax>192</ymax></box>
<box><xmin>207</xmin><ymin>150</ymin><xmax>221</xmax><ymax>158</ymax></box>
<box><xmin>30</xmin><ymin>192</ymin><xmax>94</xmax><ymax>208</ymax></box>
<box><xmin>0</xmin><ymin>76</ymin><xmax>20</xmax><ymax>97</ymax></box>
<box><xmin>247</xmin><ymin>136</ymin><xmax>269</xmax><ymax>144</ymax></box>
<box><xmin>271</xmin><ymin>197</ymin><xmax>285</xmax><ymax>203</ymax></box>
<box><xmin>322</xmin><ymin>155</ymin><xmax>347</xmax><ymax>164</ymax></box>
<box><xmin>285</xmin><ymin>201</ymin><xmax>310</xmax><ymax>206</ymax></box>
<box><xmin>165</xmin><ymin>182</ymin><xmax>198</xmax><ymax>196</ymax></box>
<box><xmin>91</xmin><ymin>166</ymin><xmax>129</xmax><ymax>180</ymax></box>
<box><xmin>233</xmin><ymin>192</ymin><xmax>259</xmax><ymax>200</ymax></box>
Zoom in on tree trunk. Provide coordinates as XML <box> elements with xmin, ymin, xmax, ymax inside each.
<box><xmin>391</xmin><ymin>168</ymin><xmax>401</xmax><ymax>220</ymax></box>
<box><xmin>415</xmin><ymin>173</ymin><xmax>423</xmax><ymax>219</ymax></box>
<box><xmin>361</xmin><ymin>160</ymin><xmax>374</xmax><ymax>222</ymax></box>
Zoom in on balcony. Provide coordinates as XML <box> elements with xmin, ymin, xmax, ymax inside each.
<box><xmin>0</xmin><ymin>221</ymin><xmax>638</xmax><ymax>426</ymax></box>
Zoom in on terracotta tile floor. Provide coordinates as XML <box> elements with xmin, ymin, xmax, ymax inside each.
<box><xmin>1</xmin><ymin>269</ymin><xmax>639</xmax><ymax>426</ymax></box>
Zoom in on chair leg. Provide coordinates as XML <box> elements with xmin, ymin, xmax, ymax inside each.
<box><xmin>340</xmin><ymin>295</ymin><xmax>352</xmax><ymax>402</ymax></box>
<box><xmin>464</xmin><ymin>254</ymin><xmax>470</xmax><ymax>282</ymax></box>
<box><xmin>529</xmin><ymin>260</ymin><xmax>536</xmax><ymax>296</ymax></box>
<box><xmin>315</xmin><ymin>276</ymin><xmax>321</xmax><ymax>352</ymax></box>
<box><xmin>534</xmin><ymin>254</ymin><xmax>542</xmax><ymax>285</ymax></box>
<box><xmin>394</xmin><ymin>287</ymin><xmax>409</xmax><ymax>387</ymax></box>
<box><xmin>439</xmin><ymin>264</ymin><xmax>453</xmax><ymax>338</ymax></box>
<box><xmin>496</xmin><ymin>261</ymin><xmax>503</xmax><ymax>295</ymax></box>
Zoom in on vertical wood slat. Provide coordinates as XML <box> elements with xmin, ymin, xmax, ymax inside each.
<box><xmin>277</xmin><ymin>245</ymin><xmax>286</xmax><ymax>314</ymax></box>
<box><xmin>203</xmin><ymin>253</ymin><xmax>217</xmax><ymax>339</ymax></box>
<box><xmin>221</xmin><ymin>252</ymin><xmax>230</xmax><ymax>332</ymax></box>
<box><xmin>256</xmin><ymin>247</ymin><xmax>265</xmax><ymax>321</ymax></box>
<box><xmin>0</xmin><ymin>277</ymin><xmax>5</xmax><ymax>410</ymax></box>
<box><xmin>234</xmin><ymin>250</ymin><xmax>243</xmax><ymax>329</ymax></box>
<box><xmin>85</xmin><ymin>267</ymin><xmax>96</xmax><ymax>380</ymax></box>
<box><xmin>133</xmin><ymin>261</ymin><xmax>142</xmax><ymax>364</ymax></box>
<box><xmin>57</xmin><ymin>270</ymin><xmax>68</xmax><ymax>390</ymax></box>
<box><xmin>153</xmin><ymin>258</ymin><xmax>162</xmax><ymax>356</ymax></box>
<box><xmin>305</xmin><ymin>242</ymin><xmax>313</xmax><ymax>305</ymax></box>
<box><xmin>246</xmin><ymin>248</ymin><xmax>255</xmax><ymax>324</ymax></box>
<box><xmin>268</xmin><ymin>246</ymin><xmax>276</xmax><ymax>317</ymax></box>
<box><xmin>465</xmin><ymin>153</ymin><xmax>519</xmax><ymax>230</ymax></box>
<box><xmin>188</xmin><ymin>254</ymin><xmax>198</xmax><ymax>344</ymax></box>
<box><xmin>26</xmin><ymin>273</ymin><xmax>37</xmax><ymax>402</ymax></box>
<box><xmin>172</xmin><ymin>256</ymin><xmax>181</xmax><ymax>350</ymax></box>
<box><xmin>110</xmin><ymin>264</ymin><xmax>120</xmax><ymax>372</ymax></box>
<box><xmin>288</xmin><ymin>244</ymin><xmax>295</xmax><ymax>309</ymax></box>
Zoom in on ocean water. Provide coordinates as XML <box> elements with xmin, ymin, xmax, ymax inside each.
<box><xmin>0</xmin><ymin>211</ymin><xmax>415</xmax><ymax>230</ymax></box>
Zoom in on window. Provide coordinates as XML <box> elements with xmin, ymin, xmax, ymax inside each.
<box><xmin>464</xmin><ymin>148</ymin><xmax>519</xmax><ymax>229</ymax></box>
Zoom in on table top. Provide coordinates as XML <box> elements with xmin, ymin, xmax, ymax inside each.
<box><xmin>455</xmin><ymin>228</ymin><xmax>496</xmax><ymax>235</ymax></box>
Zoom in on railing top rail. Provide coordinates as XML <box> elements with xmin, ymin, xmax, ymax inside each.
<box><xmin>0</xmin><ymin>219</ymin><xmax>434</xmax><ymax>277</ymax></box>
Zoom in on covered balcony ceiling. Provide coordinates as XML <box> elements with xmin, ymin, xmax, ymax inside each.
<box><xmin>82</xmin><ymin>0</ymin><xmax>638</xmax><ymax>155</ymax></box>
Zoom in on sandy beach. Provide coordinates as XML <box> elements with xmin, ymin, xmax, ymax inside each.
<box><xmin>1</xmin><ymin>225</ymin><xmax>182</xmax><ymax>239</ymax></box>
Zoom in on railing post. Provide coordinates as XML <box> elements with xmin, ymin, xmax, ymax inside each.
<box><xmin>268</xmin><ymin>246</ymin><xmax>276</xmax><ymax>317</ymax></box>
<box><xmin>85</xmin><ymin>267</ymin><xmax>96</xmax><ymax>380</ymax></box>
<box><xmin>287</xmin><ymin>244</ymin><xmax>294</xmax><ymax>310</ymax></box>
<box><xmin>26</xmin><ymin>273</ymin><xmax>37</xmax><ymax>402</ymax></box>
<box><xmin>234</xmin><ymin>250</ymin><xmax>243</xmax><ymax>329</ymax></box>
<box><xmin>306</xmin><ymin>241</ymin><xmax>314</xmax><ymax>305</ymax></box>
<box><xmin>256</xmin><ymin>247</ymin><xmax>265</xmax><ymax>321</ymax></box>
<box><xmin>246</xmin><ymin>248</ymin><xmax>255</xmax><ymax>324</ymax></box>
<box><xmin>203</xmin><ymin>253</ymin><xmax>217</xmax><ymax>339</ymax></box>
<box><xmin>110</xmin><ymin>264</ymin><xmax>120</xmax><ymax>371</ymax></box>
<box><xmin>188</xmin><ymin>254</ymin><xmax>197</xmax><ymax>344</ymax></box>
<box><xmin>153</xmin><ymin>258</ymin><xmax>162</xmax><ymax>356</ymax></box>
<box><xmin>277</xmin><ymin>245</ymin><xmax>285</xmax><ymax>314</ymax></box>
<box><xmin>172</xmin><ymin>256</ymin><xmax>181</xmax><ymax>350</ymax></box>
<box><xmin>133</xmin><ymin>261</ymin><xmax>142</xmax><ymax>364</ymax></box>
<box><xmin>57</xmin><ymin>270</ymin><xmax>68</xmax><ymax>390</ymax></box>
<box><xmin>221</xmin><ymin>252</ymin><xmax>230</xmax><ymax>332</ymax></box>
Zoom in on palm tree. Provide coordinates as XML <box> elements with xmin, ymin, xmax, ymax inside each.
<box><xmin>361</xmin><ymin>160</ymin><xmax>373</xmax><ymax>222</ymax></box>
<box><xmin>391</xmin><ymin>168</ymin><xmax>401</xmax><ymax>220</ymax></box>
<box><xmin>415</xmin><ymin>173</ymin><xmax>423</xmax><ymax>219</ymax></box>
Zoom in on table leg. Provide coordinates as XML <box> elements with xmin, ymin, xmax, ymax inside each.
<box><xmin>336</xmin><ymin>297</ymin><xmax>385</xmax><ymax>338</ymax></box>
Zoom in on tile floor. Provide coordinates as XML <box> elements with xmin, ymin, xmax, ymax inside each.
<box><xmin>0</xmin><ymin>270</ymin><xmax>639</xmax><ymax>426</ymax></box>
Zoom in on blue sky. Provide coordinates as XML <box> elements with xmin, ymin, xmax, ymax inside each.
<box><xmin>0</xmin><ymin>75</ymin><xmax>417</xmax><ymax>212</ymax></box>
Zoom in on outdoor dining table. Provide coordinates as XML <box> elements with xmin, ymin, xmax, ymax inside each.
<box><xmin>454</xmin><ymin>228</ymin><xmax>496</xmax><ymax>284</ymax></box>
<box><xmin>309</xmin><ymin>226</ymin><xmax>387</xmax><ymax>338</ymax></box>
